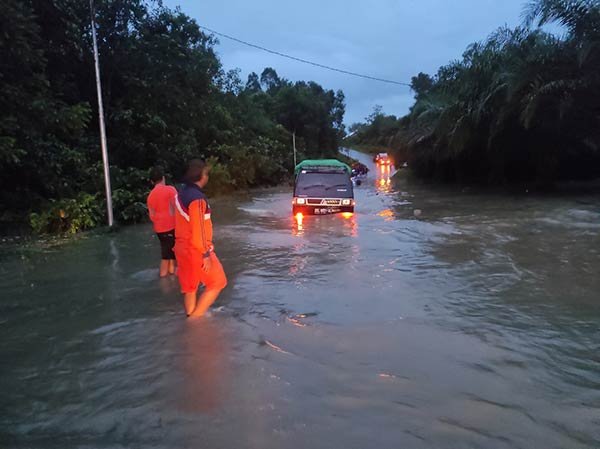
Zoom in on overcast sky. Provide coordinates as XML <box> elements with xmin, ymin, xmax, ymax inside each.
<box><xmin>163</xmin><ymin>0</ymin><xmax>529</xmax><ymax>125</ymax></box>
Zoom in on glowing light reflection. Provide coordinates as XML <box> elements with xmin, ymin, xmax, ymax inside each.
<box><xmin>376</xmin><ymin>164</ymin><xmax>393</xmax><ymax>193</ymax></box>
<box><xmin>378</xmin><ymin>209</ymin><xmax>394</xmax><ymax>221</ymax></box>
<box><xmin>293</xmin><ymin>212</ymin><xmax>304</xmax><ymax>235</ymax></box>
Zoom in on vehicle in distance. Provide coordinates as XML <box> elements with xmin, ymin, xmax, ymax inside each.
<box><xmin>292</xmin><ymin>159</ymin><xmax>355</xmax><ymax>215</ymax></box>
<box><xmin>374</xmin><ymin>152</ymin><xmax>392</xmax><ymax>165</ymax></box>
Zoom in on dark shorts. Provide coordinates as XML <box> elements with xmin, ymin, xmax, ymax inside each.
<box><xmin>157</xmin><ymin>230</ymin><xmax>175</xmax><ymax>260</ymax></box>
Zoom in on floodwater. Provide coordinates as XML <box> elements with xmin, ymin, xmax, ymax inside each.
<box><xmin>1</xmin><ymin>149</ymin><xmax>599</xmax><ymax>448</ymax></box>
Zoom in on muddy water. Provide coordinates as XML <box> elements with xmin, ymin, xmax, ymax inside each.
<box><xmin>1</xmin><ymin>149</ymin><xmax>599</xmax><ymax>448</ymax></box>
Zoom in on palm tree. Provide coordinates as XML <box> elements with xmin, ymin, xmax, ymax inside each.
<box><xmin>523</xmin><ymin>0</ymin><xmax>600</xmax><ymax>39</ymax></box>
<box><xmin>359</xmin><ymin>0</ymin><xmax>600</xmax><ymax>185</ymax></box>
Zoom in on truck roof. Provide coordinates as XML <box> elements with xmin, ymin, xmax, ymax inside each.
<box><xmin>294</xmin><ymin>159</ymin><xmax>351</xmax><ymax>176</ymax></box>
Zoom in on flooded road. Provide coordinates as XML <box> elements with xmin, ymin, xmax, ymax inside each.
<box><xmin>1</xmin><ymin>148</ymin><xmax>600</xmax><ymax>448</ymax></box>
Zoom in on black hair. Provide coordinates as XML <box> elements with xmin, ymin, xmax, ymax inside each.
<box><xmin>184</xmin><ymin>159</ymin><xmax>208</xmax><ymax>183</ymax></box>
<box><xmin>149</xmin><ymin>166</ymin><xmax>164</xmax><ymax>183</ymax></box>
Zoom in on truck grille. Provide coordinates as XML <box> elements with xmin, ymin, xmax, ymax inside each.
<box><xmin>306</xmin><ymin>199</ymin><xmax>342</xmax><ymax>206</ymax></box>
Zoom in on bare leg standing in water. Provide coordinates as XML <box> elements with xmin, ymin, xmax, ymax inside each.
<box><xmin>163</xmin><ymin>259</ymin><xmax>175</xmax><ymax>276</ymax></box>
<box><xmin>185</xmin><ymin>253</ymin><xmax>227</xmax><ymax>317</ymax></box>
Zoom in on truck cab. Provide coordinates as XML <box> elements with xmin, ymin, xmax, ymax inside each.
<box><xmin>292</xmin><ymin>159</ymin><xmax>355</xmax><ymax>215</ymax></box>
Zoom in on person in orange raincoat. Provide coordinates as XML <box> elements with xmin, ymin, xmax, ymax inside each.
<box><xmin>147</xmin><ymin>166</ymin><xmax>177</xmax><ymax>277</ymax></box>
<box><xmin>174</xmin><ymin>159</ymin><xmax>227</xmax><ymax>317</ymax></box>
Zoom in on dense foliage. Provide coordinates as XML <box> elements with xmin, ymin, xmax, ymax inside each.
<box><xmin>0</xmin><ymin>0</ymin><xmax>345</xmax><ymax>234</ymax></box>
<box><xmin>348</xmin><ymin>0</ymin><xmax>600</xmax><ymax>187</ymax></box>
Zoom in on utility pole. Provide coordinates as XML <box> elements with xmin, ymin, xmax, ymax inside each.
<box><xmin>292</xmin><ymin>130</ymin><xmax>297</xmax><ymax>168</ymax></box>
<box><xmin>90</xmin><ymin>0</ymin><xmax>114</xmax><ymax>227</ymax></box>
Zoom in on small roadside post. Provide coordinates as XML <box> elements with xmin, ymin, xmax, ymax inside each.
<box><xmin>293</xmin><ymin>130</ymin><xmax>297</xmax><ymax>168</ymax></box>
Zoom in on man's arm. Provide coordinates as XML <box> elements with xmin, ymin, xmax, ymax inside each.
<box><xmin>189</xmin><ymin>199</ymin><xmax>209</xmax><ymax>257</ymax></box>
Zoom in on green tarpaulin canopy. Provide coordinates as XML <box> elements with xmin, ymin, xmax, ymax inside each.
<box><xmin>294</xmin><ymin>159</ymin><xmax>351</xmax><ymax>176</ymax></box>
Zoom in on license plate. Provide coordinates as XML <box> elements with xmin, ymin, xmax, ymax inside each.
<box><xmin>315</xmin><ymin>208</ymin><xmax>341</xmax><ymax>215</ymax></box>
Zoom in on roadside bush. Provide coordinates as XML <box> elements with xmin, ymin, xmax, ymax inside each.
<box><xmin>112</xmin><ymin>188</ymin><xmax>147</xmax><ymax>224</ymax></box>
<box><xmin>29</xmin><ymin>193</ymin><xmax>102</xmax><ymax>235</ymax></box>
<box><xmin>224</xmin><ymin>146</ymin><xmax>257</xmax><ymax>189</ymax></box>
<box><xmin>204</xmin><ymin>156</ymin><xmax>234</xmax><ymax>195</ymax></box>
<box><xmin>110</xmin><ymin>167</ymin><xmax>151</xmax><ymax>224</ymax></box>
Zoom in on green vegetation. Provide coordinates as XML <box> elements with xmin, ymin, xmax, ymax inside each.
<box><xmin>347</xmin><ymin>0</ymin><xmax>600</xmax><ymax>187</ymax></box>
<box><xmin>0</xmin><ymin>0</ymin><xmax>345</xmax><ymax>234</ymax></box>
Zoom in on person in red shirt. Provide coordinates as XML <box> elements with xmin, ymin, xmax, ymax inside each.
<box><xmin>174</xmin><ymin>159</ymin><xmax>227</xmax><ymax>317</ymax></box>
<box><xmin>147</xmin><ymin>166</ymin><xmax>178</xmax><ymax>277</ymax></box>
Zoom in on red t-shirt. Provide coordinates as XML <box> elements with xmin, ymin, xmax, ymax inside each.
<box><xmin>147</xmin><ymin>184</ymin><xmax>177</xmax><ymax>233</ymax></box>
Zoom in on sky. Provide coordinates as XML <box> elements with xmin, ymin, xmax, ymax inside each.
<box><xmin>163</xmin><ymin>0</ymin><xmax>530</xmax><ymax>125</ymax></box>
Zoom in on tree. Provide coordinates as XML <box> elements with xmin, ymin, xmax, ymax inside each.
<box><xmin>271</xmin><ymin>80</ymin><xmax>343</xmax><ymax>155</ymax></box>
<box><xmin>260</xmin><ymin>67</ymin><xmax>282</xmax><ymax>92</ymax></box>
<box><xmin>0</xmin><ymin>1</ymin><xmax>348</xmax><ymax>232</ymax></box>
<box><xmin>333</xmin><ymin>90</ymin><xmax>346</xmax><ymax>133</ymax></box>
<box><xmin>523</xmin><ymin>0</ymin><xmax>600</xmax><ymax>39</ymax></box>
<box><xmin>0</xmin><ymin>0</ymin><xmax>91</xmax><ymax>206</ymax></box>
<box><xmin>410</xmin><ymin>72</ymin><xmax>434</xmax><ymax>99</ymax></box>
<box><xmin>245</xmin><ymin>72</ymin><xmax>262</xmax><ymax>92</ymax></box>
<box><xmin>349</xmin><ymin>2</ymin><xmax>600</xmax><ymax>186</ymax></box>
<box><xmin>365</xmin><ymin>105</ymin><xmax>383</xmax><ymax>124</ymax></box>
<box><xmin>348</xmin><ymin>123</ymin><xmax>364</xmax><ymax>134</ymax></box>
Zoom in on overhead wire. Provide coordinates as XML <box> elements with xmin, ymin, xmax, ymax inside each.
<box><xmin>199</xmin><ymin>25</ymin><xmax>412</xmax><ymax>87</ymax></box>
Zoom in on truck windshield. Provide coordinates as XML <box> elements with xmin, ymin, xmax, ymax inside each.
<box><xmin>295</xmin><ymin>172</ymin><xmax>353</xmax><ymax>198</ymax></box>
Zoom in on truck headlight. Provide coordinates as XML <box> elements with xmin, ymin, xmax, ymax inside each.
<box><xmin>296</xmin><ymin>198</ymin><xmax>306</xmax><ymax>205</ymax></box>
<box><xmin>342</xmin><ymin>199</ymin><xmax>351</xmax><ymax>205</ymax></box>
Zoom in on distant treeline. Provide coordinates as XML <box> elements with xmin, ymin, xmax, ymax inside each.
<box><xmin>1</xmin><ymin>0</ymin><xmax>345</xmax><ymax>234</ymax></box>
<box><xmin>347</xmin><ymin>0</ymin><xmax>600</xmax><ymax>188</ymax></box>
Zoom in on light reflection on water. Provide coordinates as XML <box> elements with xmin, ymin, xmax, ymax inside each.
<box><xmin>376</xmin><ymin>163</ymin><xmax>393</xmax><ymax>193</ymax></box>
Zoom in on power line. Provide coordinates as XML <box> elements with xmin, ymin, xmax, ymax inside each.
<box><xmin>199</xmin><ymin>25</ymin><xmax>412</xmax><ymax>87</ymax></box>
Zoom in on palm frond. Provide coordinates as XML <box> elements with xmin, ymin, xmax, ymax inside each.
<box><xmin>523</xmin><ymin>0</ymin><xmax>600</xmax><ymax>36</ymax></box>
